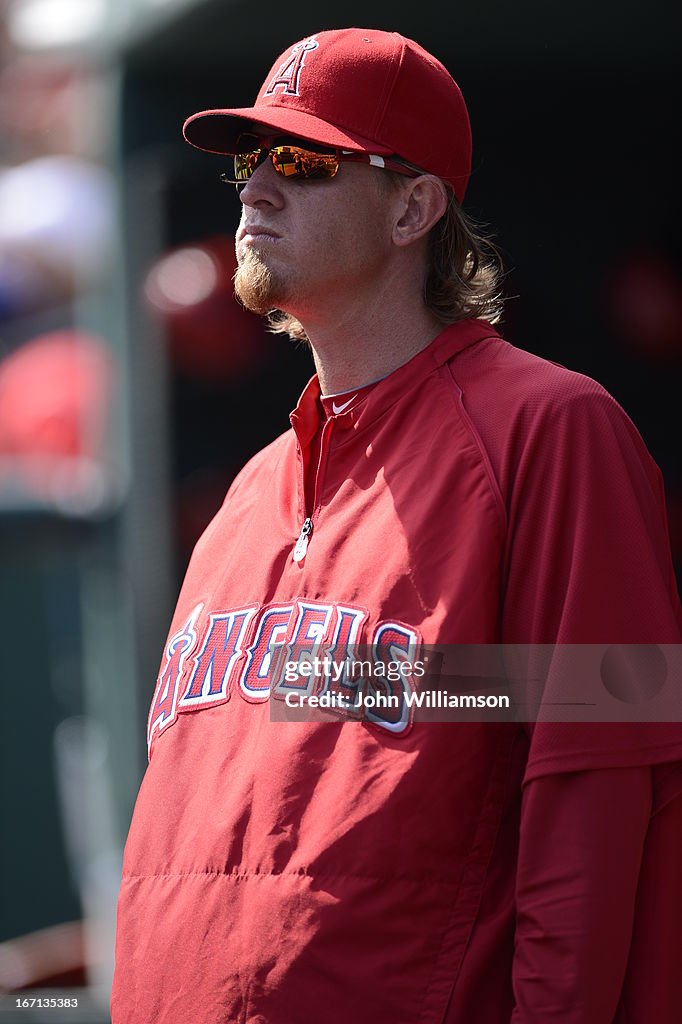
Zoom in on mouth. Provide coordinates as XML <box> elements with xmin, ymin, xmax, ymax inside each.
<box><xmin>238</xmin><ymin>226</ymin><xmax>282</xmax><ymax>245</ymax></box>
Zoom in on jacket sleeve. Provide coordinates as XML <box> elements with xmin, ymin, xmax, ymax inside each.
<box><xmin>497</xmin><ymin>377</ymin><xmax>682</xmax><ymax>1019</ymax></box>
<box><xmin>500</xmin><ymin>379</ymin><xmax>682</xmax><ymax>776</ymax></box>
<box><xmin>511</xmin><ymin>766</ymin><xmax>651</xmax><ymax>1022</ymax></box>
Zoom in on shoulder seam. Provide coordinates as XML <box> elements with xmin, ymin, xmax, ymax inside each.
<box><xmin>440</xmin><ymin>360</ymin><xmax>508</xmax><ymax>535</ymax></box>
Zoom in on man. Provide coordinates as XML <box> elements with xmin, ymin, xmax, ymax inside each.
<box><xmin>112</xmin><ymin>28</ymin><xmax>682</xmax><ymax>1023</ymax></box>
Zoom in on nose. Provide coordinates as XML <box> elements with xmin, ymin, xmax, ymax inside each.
<box><xmin>238</xmin><ymin>156</ymin><xmax>285</xmax><ymax>211</ymax></box>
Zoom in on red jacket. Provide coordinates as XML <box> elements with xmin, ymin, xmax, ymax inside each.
<box><xmin>112</xmin><ymin>320</ymin><xmax>682</xmax><ymax>1023</ymax></box>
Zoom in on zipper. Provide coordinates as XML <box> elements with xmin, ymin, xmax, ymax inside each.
<box><xmin>292</xmin><ymin>418</ymin><xmax>334</xmax><ymax>563</ymax></box>
<box><xmin>293</xmin><ymin>517</ymin><xmax>313</xmax><ymax>563</ymax></box>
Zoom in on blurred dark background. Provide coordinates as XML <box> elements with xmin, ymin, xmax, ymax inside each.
<box><xmin>0</xmin><ymin>0</ymin><xmax>680</xmax><ymax>1018</ymax></box>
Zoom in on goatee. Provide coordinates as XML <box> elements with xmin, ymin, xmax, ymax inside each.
<box><xmin>234</xmin><ymin>249</ymin><xmax>280</xmax><ymax>315</ymax></box>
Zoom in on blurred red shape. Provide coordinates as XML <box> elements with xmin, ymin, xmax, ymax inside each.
<box><xmin>143</xmin><ymin>235</ymin><xmax>272</xmax><ymax>381</ymax></box>
<box><xmin>0</xmin><ymin>329</ymin><xmax>113</xmax><ymax>459</ymax></box>
<box><xmin>604</xmin><ymin>249</ymin><xmax>682</xmax><ymax>360</ymax></box>
<box><xmin>0</xmin><ymin>329</ymin><xmax>115</xmax><ymax>511</ymax></box>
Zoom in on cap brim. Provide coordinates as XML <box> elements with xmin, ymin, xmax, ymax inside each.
<box><xmin>183</xmin><ymin>106</ymin><xmax>394</xmax><ymax>157</ymax></box>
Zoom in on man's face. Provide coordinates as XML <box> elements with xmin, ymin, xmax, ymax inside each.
<box><xmin>233</xmin><ymin>133</ymin><xmax>398</xmax><ymax>320</ymax></box>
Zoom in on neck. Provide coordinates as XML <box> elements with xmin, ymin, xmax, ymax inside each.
<box><xmin>295</xmin><ymin>268</ymin><xmax>445</xmax><ymax>396</ymax></box>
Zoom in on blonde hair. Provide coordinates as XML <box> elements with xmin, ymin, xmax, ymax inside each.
<box><xmin>266</xmin><ymin>177</ymin><xmax>504</xmax><ymax>342</ymax></box>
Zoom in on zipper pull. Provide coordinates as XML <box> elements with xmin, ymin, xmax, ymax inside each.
<box><xmin>293</xmin><ymin>517</ymin><xmax>313</xmax><ymax>563</ymax></box>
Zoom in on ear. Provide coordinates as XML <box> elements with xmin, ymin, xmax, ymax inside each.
<box><xmin>392</xmin><ymin>176</ymin><xmax>448</xmax><ymax>248</ymax></box>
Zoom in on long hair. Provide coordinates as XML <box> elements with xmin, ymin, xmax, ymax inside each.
<box><xmin>266</xmin><ymin>178</ymin><xmax>504</xmax><ymax>343</ymax></box>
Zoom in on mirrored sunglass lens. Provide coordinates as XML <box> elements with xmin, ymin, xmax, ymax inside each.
<box><xmin>234</xmin><ymin>151</ymin><xmax>261</xmax><ymax>181</ymax></box>
<box><xmin>271</xmin><ymin>146</ymin><xmax>339</xmax><ymax>179</ymax></box>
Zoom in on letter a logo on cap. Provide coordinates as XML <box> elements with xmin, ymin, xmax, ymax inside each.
<box><xmin>265</xmin><ymin>36</ymin><xmax>319</xmax><ymax>97</ymax></box>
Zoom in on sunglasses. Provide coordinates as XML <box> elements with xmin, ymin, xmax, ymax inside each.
<box><xmin>219</xmin><ymin>133</ymin><xmax>422</xmax><ymax>186</ymax></box>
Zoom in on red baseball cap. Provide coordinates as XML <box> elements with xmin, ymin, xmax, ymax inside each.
<box><xmin>183</xmin><ymin>28</ymin><xmax>472</xmax><ymax>202</ymax></box>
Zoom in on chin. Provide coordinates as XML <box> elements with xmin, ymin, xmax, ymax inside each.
<box><xmin>234</xmin><ymin>250</ymin><xmax>287</xmax><ymax>315</ymax></box>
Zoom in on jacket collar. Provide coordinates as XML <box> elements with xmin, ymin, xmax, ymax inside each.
<box><xmin>289</xmin><ymin>319</ymin><xmax>499</xmax><ymax>447</ymax></box>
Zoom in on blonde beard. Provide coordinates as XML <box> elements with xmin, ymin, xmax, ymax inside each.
<box><xmin>234</xmin><ymin>249</ymin><xmax>283</xmax><ymax>315</ymax></box>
